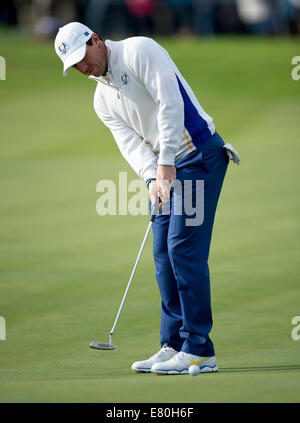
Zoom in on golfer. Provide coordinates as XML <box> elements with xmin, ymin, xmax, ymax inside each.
<box><xmin>55</xmin><ymin>22</ymin><xmax>239</xmax><ymax>375</ymax></box>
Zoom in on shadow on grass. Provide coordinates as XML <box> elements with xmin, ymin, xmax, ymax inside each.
<box><xmin>220</xmin><ymin>364</ymin><xmax>300</xmax><ymax>373</ymax></box>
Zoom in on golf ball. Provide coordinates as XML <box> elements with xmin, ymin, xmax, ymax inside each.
<box><xmin>189</xmin><ymin>364</ymin><xmax>200</xmax><ymax>376</ymax></box>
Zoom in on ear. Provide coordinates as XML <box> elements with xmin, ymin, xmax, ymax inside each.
<box><xmin>92</xmin><ymin>33</ymin><xmax>101</xmax><ymax>47</ymax></box>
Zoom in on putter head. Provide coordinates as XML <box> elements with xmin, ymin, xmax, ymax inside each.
<box><xmin>90</xmin><ymin>341</ymin><xmax>116</xmax><ymax>350</ymax></box>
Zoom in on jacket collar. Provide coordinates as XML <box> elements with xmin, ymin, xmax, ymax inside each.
<box><xmin>88</xmin><ymin>39</ymin><xmax>116</xmax><ymax>83</ymax></box>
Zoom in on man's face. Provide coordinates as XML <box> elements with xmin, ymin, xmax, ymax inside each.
<box><xmin>73</xmin><ymin>34</ymin><xmax>108</xmax><ymax>77</ymax></box>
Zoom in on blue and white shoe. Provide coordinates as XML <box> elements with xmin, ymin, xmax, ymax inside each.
<box><xmin>131</xmin><ymin>344</ymin><xmax>178</xmax><ymax>373</ymax></box>
<box><xmin>151</xmin><ymin>351</ymin><xmax>218</xmax><ymax>375</ymax></box>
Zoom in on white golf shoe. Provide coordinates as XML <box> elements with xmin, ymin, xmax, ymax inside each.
<box><xmin>151</xmin><ymin>351</ymin><xmax>218</xmax><ymax>375</ymax></box>
<box><xmin>131</xmin><ymin>344</ymin><xmax>179</xmax><ymax>373</ymax></box>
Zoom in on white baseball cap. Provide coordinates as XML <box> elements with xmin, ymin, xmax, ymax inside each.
<box><xmin>54</xmin><ymin>22</ymin><xmax>93</xmax><ymax>76</ymax></box>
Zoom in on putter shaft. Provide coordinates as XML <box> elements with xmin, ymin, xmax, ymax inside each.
<box><xmin>110</xmin><ymin>220</ymin><xmax>153</xmax><ymax>337</ymax></box>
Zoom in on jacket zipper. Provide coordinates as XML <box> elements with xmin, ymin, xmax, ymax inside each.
<box><xmin>97</xmin><ymin>77</ymin><xmax>121</xmax><ymax>99</ymax></box>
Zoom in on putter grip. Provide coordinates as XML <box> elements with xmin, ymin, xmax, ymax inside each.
<box><xmin>150</xmin><ymin>199</ymin><xmax>161</xmax><ymax>222</ymax></box>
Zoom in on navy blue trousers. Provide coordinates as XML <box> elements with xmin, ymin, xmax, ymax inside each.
<box><xmin>152</xmin><ymin>132</ymin><xmax>228</xmax><ymax>356</ymax></box>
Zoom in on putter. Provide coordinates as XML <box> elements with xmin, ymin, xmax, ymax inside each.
<box><xmin>90</xmin><ymin>201</ymin><xmax>160</xmax><ymax>350</ymax></box>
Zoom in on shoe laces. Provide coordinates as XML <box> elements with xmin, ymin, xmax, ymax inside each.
<box><xmin>151</xmin><ymin>343</ymin><xmax>173</xmax><ymax>359</ymax></box>
<box><xmin>173</xmin><ymin>351</ymin><xmax>186</xmax><ymax>361</ymax></box>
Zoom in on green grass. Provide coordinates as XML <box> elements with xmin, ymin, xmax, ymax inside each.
<box><xmin>0</xmin><ymin>31</ymin><xmax>300</xmax><ymax>402</ymax></box>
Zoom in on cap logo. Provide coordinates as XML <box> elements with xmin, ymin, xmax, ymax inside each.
<box><xmin>58</xmin><ymin>42</ymin><xmax>69</xmax><ymax>55</ymax></box>
<box><xmin>121</xmin><ymin>72</ymin><xmax>129</xmax><ymax>85</ymax></box>
<box><xmin>84</xmin><ymin>31</ymin><xmax>89</xmax><ymax>36</ymax></box>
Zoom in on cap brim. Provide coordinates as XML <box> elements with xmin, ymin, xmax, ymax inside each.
<box><xmin>63</xmin><ymin>43</ymin><xmax>86</xmax><ymax>76</ymax></box>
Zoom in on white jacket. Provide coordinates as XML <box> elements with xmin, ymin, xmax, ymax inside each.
<box><xmin>90</xmin><ymin>37</ymin><xmax>215</xmax><ymax>182</ymax></box>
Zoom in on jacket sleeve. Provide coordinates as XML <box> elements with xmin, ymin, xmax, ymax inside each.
<box><xmin>125</xmin><ymin>37</ymin><xmax>184</xmax><ymax>166</ymax></box>
<box><xmin>94</xmin><ymin>102</ymin><xmax>158</xmax><ymax>182</ymax></box>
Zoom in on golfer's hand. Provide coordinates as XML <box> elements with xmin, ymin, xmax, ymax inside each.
<box><xmin>148</xmin><ymin>180</ymin><xmax>162</xmax><ymax>210</ymax></box>
<box><xmin>156</xmin><ymin>165</ymin><xmax>176</xmax><ymax>203</ymax></box>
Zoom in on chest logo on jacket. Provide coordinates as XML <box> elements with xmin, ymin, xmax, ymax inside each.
<box><xmin>121</xmin><ymin>72</ymin><xmax>129</xmax><ymax>85</ymax></box>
